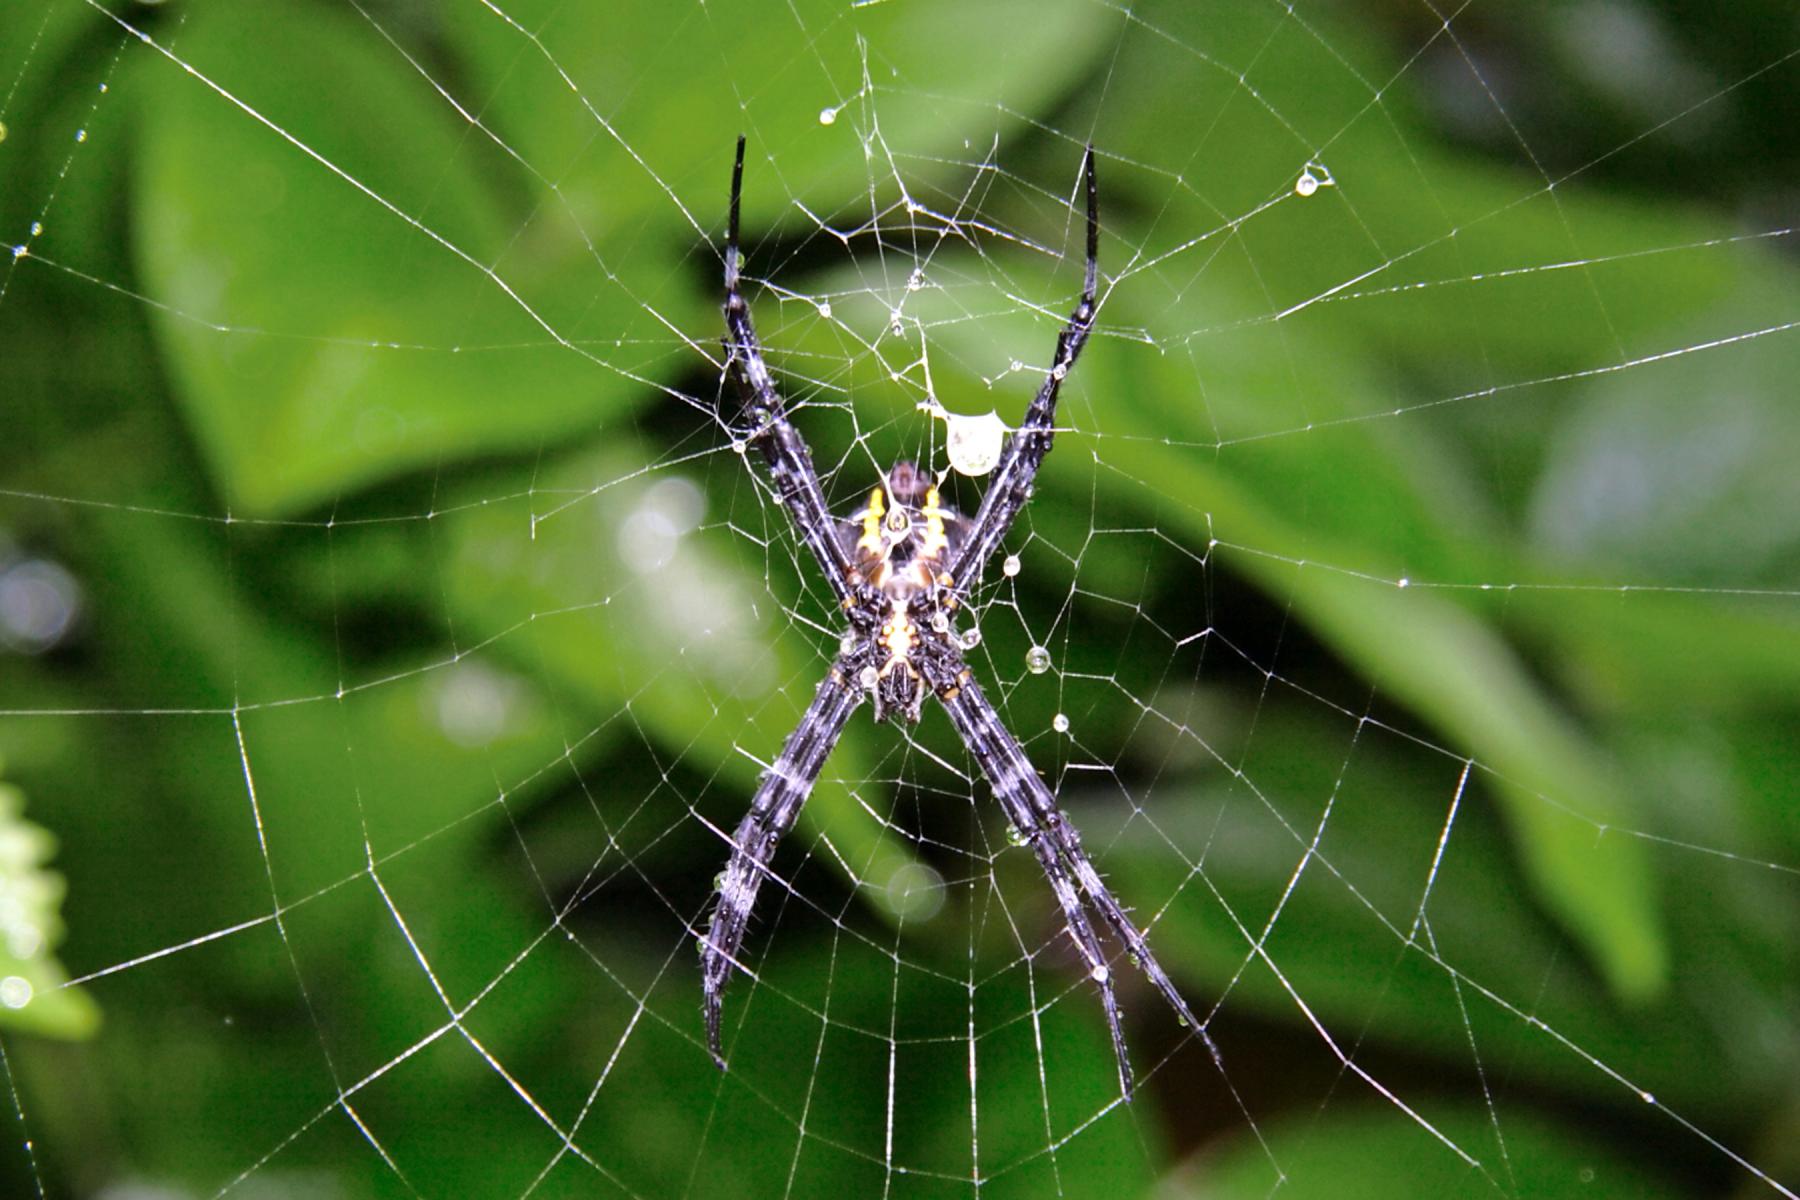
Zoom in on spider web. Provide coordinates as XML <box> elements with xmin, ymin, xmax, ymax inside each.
<box><xmin>0</xmin><ymin>0</ymin><xmax>1797</xmax><ymax>1196</ymax></box>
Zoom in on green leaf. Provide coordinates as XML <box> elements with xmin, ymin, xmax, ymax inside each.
<box><xmin>1159</xmin><ymin>1103</ymin><xmax>1680</xmax><ymax>1199</ymax></box>
<box><xmin>132</xmin><ymin>0</ymin><xmax>666</xmax><ymax>514</ymax></box>
<box><xmin>0</xmin><ymin>764</ymin><xmax>98</xmax><ymax>1038</ymax></box>
<box><xmin>439</xmin><ymin>0</ymin><xmax>1113</xmax><ymax>231</ymax></box>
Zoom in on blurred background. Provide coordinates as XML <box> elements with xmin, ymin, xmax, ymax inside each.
<box><xmin>0</xmin><ymin>0</ymin><xmax>1796</xmax><ymax>1196</ymax></box>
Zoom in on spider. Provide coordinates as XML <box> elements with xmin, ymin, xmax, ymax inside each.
<box><xmin>701</xmin><ymin>136</ymin><xmax>1198</xmax><ymax>1101</ymax></box>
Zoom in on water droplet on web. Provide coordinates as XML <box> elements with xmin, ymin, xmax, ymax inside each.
<box><xmin>960</xmin><ymin>626</ymin><xmax>981</xmax><ymax>650</ymax></box>
<box><xmin>730</xmin><ymin>439</ymin><xmax>747</xmax><ymax>455</ymax></box>
<box><xmin>29</xmin><ymin>222</ymin><xmax>42</xmax><ymax>237</ymax></box>
<box><xmin>817</xmin><ymin>301</ymin><xmax>832</xmax><ymax>319</ymax></box>
<box><xmin>0</xmin><ymin>977</ymin><xmax>31</xmax><ymax>1010</ymax></box>
<box><xmin>819</xmin><ymin>106</ymin><xmax>838</xmax><ymax>126</ymax></box>
<box><xmin>713</xmin><ymin>872</ymin><xmax>727</xmax><ymax>893</ymax></box>
<box><xmin>0</xmin><ymin>122</ymin><xmax>9</xmax><ymax>144</ymax></box>
<box><xmin>1090</xmin><ymin>965</ymin><xmax>1110</xmax><ymax>984</ymax></box>
<box><xmin>1396</xmin><ymin>576</ymin><xmax>1410</xmax><ymax>588</ymax></box>
<box><xmin>840</xmin><ymin>633</ymin><xmax>856</xmax><ymax>655</ymax></box>
<box><xmin>906</xmin><ymin>268</ymin><xmax>923</xmax><ymax>292</ymax></box>
<box><xmin>1024</xmin><ymin>645</ymin><xmax>1051</xmax><ymax>674</ymax></box>
<box><xmin>930</xmin><ymin>612</ymin><xmax>949</xmax><ymax>633</ymax></box>
<box><xmin>1295</xmin><ymin>160</ymin><xmax>1334</xmax><ymax>197</ymax></box>
<box><xmin>1052</xmin><ymin>713</ymin><xmax>1070</xmax><ymax>734</ymax></box>
<box><xmin>75</xmin><ymin>128</ymin><xmax>86</xmax><ymax>143</ymax></box>
<box><xmin>1006</xmin><ymin>825</ymin><xmax>1028</xmax><ymax>847</ymax></box>
<box><xmin>859</xmin><ymin>664</ymin><xmax>880</xmax><ymax>689</ymax></box>
<box><xmin>1001</xmin><ymin>554</ymin><xmax>1021</xmax><ymax>577</ymax></box>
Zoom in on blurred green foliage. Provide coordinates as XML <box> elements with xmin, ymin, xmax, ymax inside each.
<box><xmin>0</xmin><ymin>0</ymin><xmax>1797</xmax><ymax>1196</ymax></box>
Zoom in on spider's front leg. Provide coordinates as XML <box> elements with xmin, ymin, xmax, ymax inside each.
<box><xmin>947</xmin><ymin>146</ymin><xmax>1099</xmax><ymax>593</ymax></box>
<box><xmin>701</xmin><ymin>662</ymin><xmax>864</xmax><ymax>1066</ymax></box>
<box><xmin>722</xmin><ymin>135</ymin><xmax>857</xmax><ymax>605</ymax></box>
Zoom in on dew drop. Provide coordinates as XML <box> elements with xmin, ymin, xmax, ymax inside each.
<box><xmin>960</xmin><ymin>626</ymin><xmax>981</xmax><ymax>650</ymax></box>
<box><xmin>930</xmin><ymin>611</ymin><xmax>949</xmax><ymax>633</ymax></box>
<box><xmin>1052</xmin><ymin>713</ymin><xmax>1070</xmax><ymax>734</ymax></box>
<box><xmin>1006</xmin><ymin>825</ymin><xmax>1028</xmax><ymax>847</ymax></box>
<box><xmin>1397</xmin><ymin>576</ymin><xmax>1410</xmax><ymax>588</ymax></box>
<box><xmin>1295</xmin><ymin>161</ymin><xmax>1334</xmax><ymax>197</ymax></box>
<box><xmin>1090</xmin><ymin>965</ymin><xmax>1110</xmax><ymax>984</ymax></box>
<box><xmin>29</xmin><ymin>221</ymin><xmax>42</xmax><ymax>237</ymax></box>
<box><xmin>713</xmin><ymin>872</ymin><xmax>727</xmax><ymax>893</ymax></box>
<box><xmin>859</xmin><ymin>664</ymin><xmax>879</xmax><ymax>689</ymax></box>
<box><xmin>1001</xmin><ymin>554</ymin><xmax>1021</xmax><ymax>577</ymax></box>
<box><xmin>0</xmin><ymin>121</ymin><xmax>9</xmax><ymax>144</ymax></box>
<box><xmin>0</xmin><ymin>977</ymin><xmax>31</xmax><ymax>1010</ymax></box>
<box><xmin>1024</xmin><ymin>645</ymin><xmax>1051</xmax><ymax>674</ymax></box>
<box><xmin>75</xmin><ymin>128</ymin><xmax>86</xmax><ymax>143</ymax></box>
<box><xmin>819</xmin><ymin>106</ymin><xmax>838</xmax><ymax>126</ymax></box>
<box><xmin>840</xmin><ymin>633</ymin><xmax>857</xmax><ymax>655</ymax></box>
<box><xmin>730</xmin><ymin>439</ymin><xmax>747</xmax><ymax>455</ymax></box>
<box><xmin>817</xmin><ymin>300</ymin><xmax>832</xmax><ymax>319</ymax></box>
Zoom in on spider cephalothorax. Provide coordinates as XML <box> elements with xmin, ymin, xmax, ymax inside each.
<box><xmin>700</xmin><ymin>137</ymin><xmax>1201</xmax><ymax>1101</ymax></box>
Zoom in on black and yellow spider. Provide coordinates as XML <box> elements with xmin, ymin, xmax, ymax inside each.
<box><xmin>701</xmin><ymin>137</ymin><xmax>1197</xmax><ymax>1100</ymax></box>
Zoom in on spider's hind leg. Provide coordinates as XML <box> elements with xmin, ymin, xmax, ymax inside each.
<box><xmin>940</xmin><ymin>677</ymin><xmax>1137</xmax><ymax>1100</ymax></box>
<box><xmin>701</xmin><ymin>667</ymin><xmax>863</xmax><ymax>1066</ymax></box>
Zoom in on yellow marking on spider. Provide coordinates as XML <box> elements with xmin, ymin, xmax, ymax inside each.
<box><xmin>919</xmin><ymin>485</ymin><xmax>950</xmax><ymax>561</ymax></box>
<box><xmin>858</xmin><ymin>486</ymin><xmax>886</xmax><ymax>554</ymax></box>
<box><xmin>880</xmin><ymin>604</ymin><xmax>916</xmax><ymax>664</ymax></box>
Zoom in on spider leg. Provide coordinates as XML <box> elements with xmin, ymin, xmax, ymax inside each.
<box><xmin>940</xmin><ymin>676</ymin><xmax>1139</xmax><ymax>1101</ymax></box>
<box><xmin>702</xmin><ymin>664</ymin><xmax>864</xmax><ymax>1068</ymax></box>
<box><xmin>947</xmin><ymin>146</ymin><xmax>1098</xmax><ymax>594</ymax></box>
<box><xmin>724</xmin><ymin>135</ymin><xmax>857</xmax><ymax>606</ymax></box>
